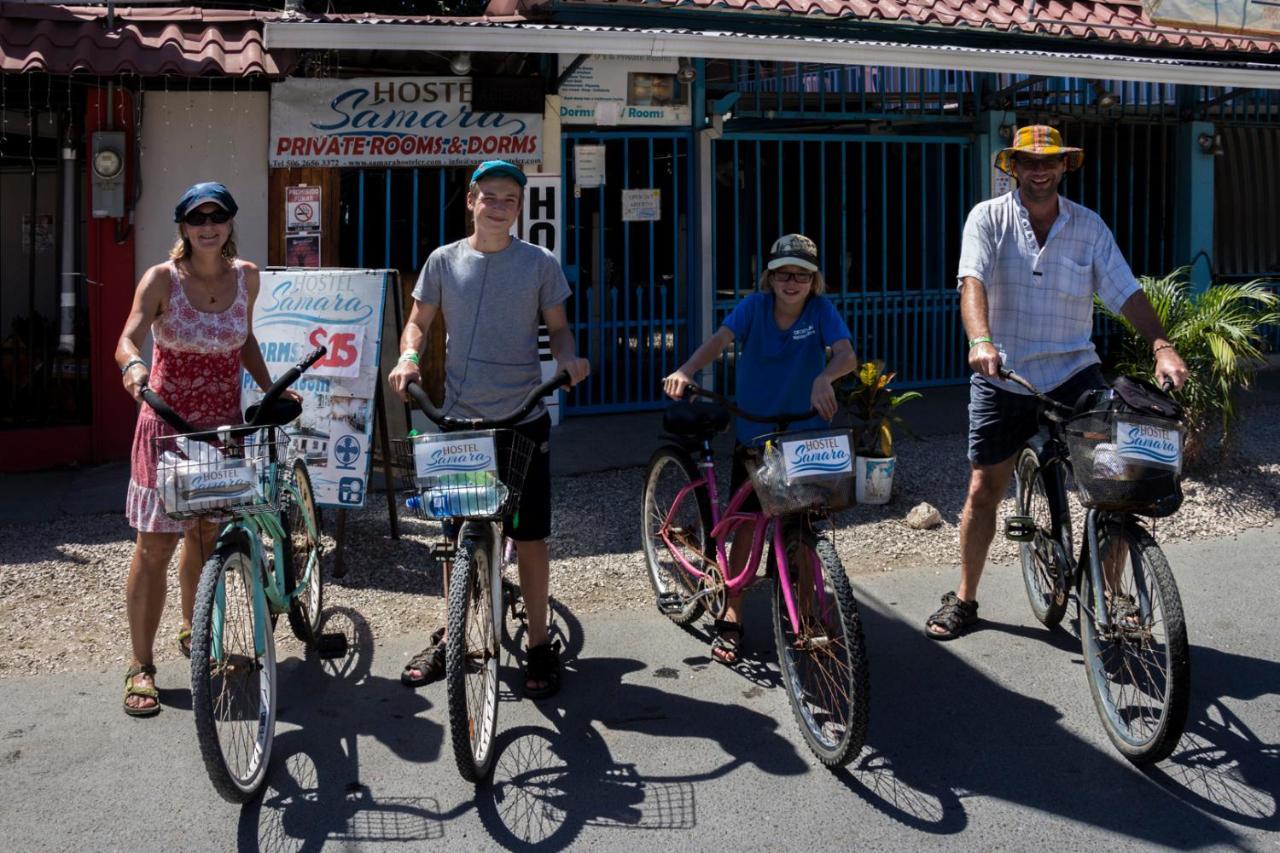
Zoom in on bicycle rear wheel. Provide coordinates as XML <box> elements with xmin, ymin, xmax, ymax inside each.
<box><xmin>1015</xmin><ymin>448</ymin><xmax>1070</xmax><ymax>629</ymax></box>
<box><xmin>1080</xmin><ymin>521</ymin><xmax>1190</xmax><ymax>765</ymax></box>
<box><xmin>772</xmin><ymin>528</ymin><xmax>870</xmax><ymax>767</ymax></box>
<box><xmin>282</xmin><ymin>460</ymin><xmax>324</xmax><ymax>645</ymax></box>
<box><xmin>191</xmin><ymin>529</ymin><xmax>277</xmax><ymax>802</ymax></box>
<box><xmin>446</xmin><ymin>534</ymin><xmax>502</xmax><ymax>783</ymax></box>
<box><xmin>640</xmin><ymin>446</ymin><xmax>712</xmax><ymax>625</ymax></box>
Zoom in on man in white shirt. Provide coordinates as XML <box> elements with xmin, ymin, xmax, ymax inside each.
<box><xmin>926</xmin><ymin>125</ymin><xmax>1189</xmax><ymax>640</ymax></box>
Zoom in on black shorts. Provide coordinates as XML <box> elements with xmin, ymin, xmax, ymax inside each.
<box><xmin>728</xmin><ymin>444</ymin><xmax>762</xmax><ymax>513</ymax></box>
<box><xmin>504</xmin><ymin>413</ymin><xmax>552</xmax><ymax>541</ymax></box>
<box><xmin>967</xmin><ymin>365</ymin><xmax>1107</xmax><ymax>466</ymax></box>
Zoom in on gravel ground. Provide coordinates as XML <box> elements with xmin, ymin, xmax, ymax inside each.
<box><xmin>2</xmin><ymin>404</ymin><xmax>1276</xmax><ymax>678</ymax></box>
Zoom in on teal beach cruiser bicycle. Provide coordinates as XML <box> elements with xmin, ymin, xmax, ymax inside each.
<box><xmin>142</xmin><ymin>345</ymin><xmax>327</xmax><ymax>801</ymax></box>
<box><xmin>640</xmin><ymin>385</ymin><xmax>870</xmax><ymax>767</ymax></box>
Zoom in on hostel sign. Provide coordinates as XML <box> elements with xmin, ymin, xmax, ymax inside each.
<box><xmin>270</xmin><ymin>78</ymin><xmax>543</xmax><ymax>168</ymax></box>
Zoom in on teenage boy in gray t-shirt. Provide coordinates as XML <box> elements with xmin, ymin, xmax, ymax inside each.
<box><xmin>389</xmin><ymin>160</ymin><xmax>590</xmax><ymax>699</ymax></box>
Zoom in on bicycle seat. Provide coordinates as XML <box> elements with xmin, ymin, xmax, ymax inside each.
<box><xmin>663</xmin><ymin>400</ymin><xmax>730</xmax><ymax>438</ymax></box>
<box><xmin>244</xmin><ymin>397</ymin><xmax>303</xmax><ymax>427</ymax></box>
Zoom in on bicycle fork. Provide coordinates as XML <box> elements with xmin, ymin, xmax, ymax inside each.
<box><xmin>1081</xmin><ymin>511</ymin><xmax>1152</xmax><ymax>636</ymax></box>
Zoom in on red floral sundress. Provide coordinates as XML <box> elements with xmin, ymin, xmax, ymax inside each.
<box><xmin>126</xmin><ymin>260</ymin><xmax>249</xmax><ymax>533</ymax></box>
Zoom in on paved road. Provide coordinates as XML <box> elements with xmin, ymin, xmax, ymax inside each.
<box><xmin>3</xmin><ymin>526</ymin><xmax>1277</xmax><ymax>851</ymax></box>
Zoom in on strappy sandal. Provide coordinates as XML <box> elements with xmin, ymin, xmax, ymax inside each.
<box><xmin>711</xmin><ymin>619</ymin><xmax>745</xmax><ymax>665</ymax></box>
<box><xmin>524</xmin><ymin>640</ymin><xmax>562</xmax><ymax>700</ymax></box>
<box><xmin>123</xmin><ymin>665</ymin><xmax>161</xmax><ymax>718</ymax></box>
<box><xmin>401</xmin><ymin>627</ymin><xmax>446</xmax><ymax>687</ymax></box>
<box><xmin>177</xmin><ymin>628</ymin><xmax>192</xmax><ymax>659</ymax></box>
<box><xmin>925</xmin><ymin>592</ymin><xmax>979</xmax><ymax>641</ymax></box>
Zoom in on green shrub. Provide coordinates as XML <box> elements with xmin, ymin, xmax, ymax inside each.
<box><xmin>1100</xmin><ymin>267</ymin><xmax>1279</xmax><ymax>465</ymax></box>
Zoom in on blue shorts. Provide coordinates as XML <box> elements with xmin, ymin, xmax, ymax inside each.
<box><xmin>967</xmin><ymin>365</ymin><xmax>1106</xmax><ymax>466</ymax></box>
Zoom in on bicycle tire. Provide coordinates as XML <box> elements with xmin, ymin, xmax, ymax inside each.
<box><xmin>772</xmin><ymin>530</ymin><xmax>870</xmax><ymax>767</ymax></box>
<box><xmin>1016</xmin><ymin>448</ymin><xmax>1070</xmax><ymax>629</ymax></box>
<box><xmin>190</xmin><ymin>529</ymin><xmax>278</xmax><ymax>802</ymax></box>
<box><xmin>1080</xmin><ymin>521</ymin><xmax>1190</xmax><ymax>765</ymax></box>
<box><xmin>282</xmin><ymin>460</ymin><xmax>324</xmax><ymax>645</ymax></box>
<box><xmin>640</xmin><ymin>445</ymin><xmax>713</xmax><ymax>626</ymax></box>
<box><xmin>446</xmin><ymin>534</ymin><xmax>502</xmax><ymax>783</ymax></box>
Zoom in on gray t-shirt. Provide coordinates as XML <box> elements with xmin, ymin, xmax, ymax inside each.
<box><xmin>412</xmin><ymin>237</ymin><xmax>571</xmax><ymax>421</ymax></box>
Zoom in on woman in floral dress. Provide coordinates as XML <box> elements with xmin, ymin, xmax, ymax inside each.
<box><xmin>114</xmin><ymin>182</ymin><xmax>293</xmax><ymax>716</ymax></box>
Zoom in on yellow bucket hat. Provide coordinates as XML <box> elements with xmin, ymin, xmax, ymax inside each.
<box><xmin>995</xmin><ymin>125</ymin><xmax>1084</xmax><ymax>176</ymax></box>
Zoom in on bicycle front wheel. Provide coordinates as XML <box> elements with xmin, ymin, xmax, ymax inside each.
<box><xmin>283</xmin><ymin>460</ymin><xmax>324</xmax><ymax>645</ymax></box>
<box><xmin>772</xmin><ymin>529</ymin><xmax>870</xmax><ymax>767</ymax></box>
<box><xmin>1080</xmin><ymin>521</ymin><xmax>1190</xmax><ymax>765</ymax></box>
<box><xmin>640</xmin><ymin>446</ymin><xmax>712</xmax><ymax>625</ymax></box>
<box><xmin>191</xmin><ymin>530</ymin><xmax>278</xmax><ymax>802</ymax></box>
<box><xmin>1016</xmin><ymin>448</ymin><xmax>1070</xmax><ymax>629</ymax></box>
<box><xmin>446</xmin><ymin>535</ymin><xmax>502</xmax><ymax>783</ymax></box>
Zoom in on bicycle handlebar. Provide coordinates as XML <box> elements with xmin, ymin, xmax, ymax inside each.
<box><xmin>996</xmin><ymin>367</ymin><xmax>1176</xmax><ymax>422</ymax></box>
<box><xmin>141</xmin><ymin>345</ymin><xmax>327</xmax><ymax>439</ymax></box>
<box><xmin>682</xmin><ymin>384</ymin><xmax>818</xmax><ymax>428</ymax></box>
<box><xmin>404</xmin><ymin>370</ymin><xmax>572</xmax><ymax>431</ymax></box>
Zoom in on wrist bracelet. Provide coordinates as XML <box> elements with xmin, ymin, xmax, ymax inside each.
<box><xmin>120</xmin><ymin>357</ymin><xmax>147</xmax><ymax>375</ymax></box>
<box><xmin>399</xmin><ymin>351</ymin><xmax>421</xmax><ymax>365</ymax></box>
<box><xmin>1153</xmin><ymin>343</ymin><xmax>1174</xmax><ymax>355</ymax></box>
<box><xmin>968</xmin><ymin>336</ymin><xmax>993</xmax><ymax>349</ymax></box>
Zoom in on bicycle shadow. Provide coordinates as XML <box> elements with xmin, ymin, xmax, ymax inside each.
<box><xmin>1143</xmin><ymin>645</ymin><xmax>1280</xmax><ymax>829</ymax></box>
<box><xmin>236</xmin><ymin>606</ymin><xmax>457</xmax><ymax>853</ymax></box>
<box><xmin>476</xmin><ymin>606</ymin><xmax>807</xmax><ymax>851</ymax></box>
<box><xmin>829</xmin><ymin>588</ymin><xmax>1247</xmax><ymax>845</ymax></box>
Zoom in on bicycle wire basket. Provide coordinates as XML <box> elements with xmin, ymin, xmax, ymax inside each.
<box><xmin>744</xmin><ymin>428</ymin><xmax>855</xmax><ymax>518</ymax></box>
<box><xmin>1063</xmin><ymin>408</ymin><xmax>1182</xmax><ymax>513</ymax></box>
<box><xmin>153</xmin><ymin>425</ymin><xmax>287</xmax><ymax>521</ymax></box>
<box><xmin>392</xmin><ymin>428</ymin><xmax>536</xmax><ymax>520</ymax></box>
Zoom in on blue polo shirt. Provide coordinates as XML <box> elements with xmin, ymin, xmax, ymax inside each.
<box><xmin>722</xmin><ymin>292</ymin><xmax>853</xmax><ymax>445</ymax></box>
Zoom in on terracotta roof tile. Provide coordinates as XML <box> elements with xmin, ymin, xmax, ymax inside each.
<box><xmin>0</xmin><ymin>3</ymin><xmax>294</xmax><ymax>76</ymax></box>
<box><xmin>550</xmin><ymin>0</ymin><xmax>1280</xmax><ymax>53</ymax></box>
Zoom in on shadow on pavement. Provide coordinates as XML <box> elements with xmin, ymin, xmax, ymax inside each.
<box><xmin>835</xmin><ymin>587</ymin><xmax>1251</xmax><ymax>845</ymax></box>
<box><xmin>237</xmin><ymin>606</ymin><xmax>454</xmax><ymax>853</ymax></box>
<box><xmin>476</xmin><ymin>605</ymin><xmax>807</xmax><ymax>851</ymax></box>
<box><xmin>1144</xmin><ymin>645</ymin><xmax>1280</xmax><ymax>829</ymax></box>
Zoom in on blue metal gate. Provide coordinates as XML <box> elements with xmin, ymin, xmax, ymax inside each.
<box><xmin>562</xmin><ymin>132</ymin><xmax>696</xmax><ymax>413</ymax></box>
<box><xmin>710</xmin><ymin>133</ymin><xmax>974</xmax><ymax>391</ymax></box>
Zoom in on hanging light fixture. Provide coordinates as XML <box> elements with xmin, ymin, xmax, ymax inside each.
<box><xmin>1090</xmin><ymin>80</ymin><xmax>1121</xmax><ymax>109</ymax></box>
<box><xmin>677</xmin><ymin>59</ymin><xmax>697</xmax><ymax>84</ymax></box>
<box><xmin>449</xmin><ymin>52</ymin><xmax>472</xmax><ymax>76</ymax></box>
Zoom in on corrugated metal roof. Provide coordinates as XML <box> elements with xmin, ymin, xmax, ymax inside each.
<box><xmin>0</xmin><ymin>4</ymin><xmax>294</xmax><ymax>76</ymax></box>
<box><xmin>549</xmin><ymin>0</ymin><xmax>1280</xmax><ymax>54</ymax></box>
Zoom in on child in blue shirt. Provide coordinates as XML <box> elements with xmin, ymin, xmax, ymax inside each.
<box><xmin>663</xmin><ymin>233</ymin><xmax>857</xmax><ymax>665</ymax></box>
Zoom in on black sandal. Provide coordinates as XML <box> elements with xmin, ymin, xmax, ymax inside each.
<box><xmin>711</xmin><ymin>619</ymin><xmax>745</xmax><ymax>665</ymax></box>
<box><xmin>524</xmin><ymin>640</ymin><xmax>562</xmax><ymax>700</ymax></box>
<box><xmin>925</xmin><ymin>592</ymin><xmax>979</xmax><ymax>641</ymax></box>
<box><xmin>401</xmin><ymin>627</ymin><xmax>446</xmax><ymax>687</ymax></box>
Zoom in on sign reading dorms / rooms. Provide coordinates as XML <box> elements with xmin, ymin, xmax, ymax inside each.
<box><xmin>558</xmin><ymin>55</ymin><xmax>692</xmax><ymax>126</ymax></box>
<box><xmin>269</xmin><ymin>78</ymin><xmax>544</xmax><ymax>167</ymax></box>
<box><xmin>245</xmin><ymin>269</ymin><xmax>390</xmax><ymax>507</ymax></box>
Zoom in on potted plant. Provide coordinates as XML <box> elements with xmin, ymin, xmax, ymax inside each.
<box><xmin>838</xmin><ymin>360</ymin><xmax>922</xmax><ymax>504</ymax></box>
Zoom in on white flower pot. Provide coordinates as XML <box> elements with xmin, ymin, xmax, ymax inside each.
<box><xmin>855</xmin><ymin>454</ymin><xmax>895</xmax><ymax>504</ymax></box>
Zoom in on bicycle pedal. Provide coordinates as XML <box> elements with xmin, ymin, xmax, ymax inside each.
<box><xmin>656</xmin><ymin>592</ymin><xmax>686</xmax><ymax>614</ymax></box>
<box><xmin>1004</xmin><ymin>515</ymin><xmax>1037</xmax><ymax>542</ymax></box>
<box><xmin>431</xmin><ymin>542</ymin><xmax>456</xmax><ymax>562</ymax></box>
<box><xmin>316</xmin><ymin>632</ymin><xmax>349</xmax><ymax>659</ymax></box>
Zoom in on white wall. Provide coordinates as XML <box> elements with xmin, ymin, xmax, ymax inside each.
<box><xmin>136</xmin><ymin>91</ymin><xmax>269</xmax><ymax>282</ymax></box>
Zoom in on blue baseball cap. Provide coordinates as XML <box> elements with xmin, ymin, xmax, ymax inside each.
<box><xmin>174</xmin><ymin>181</ymin><xmax>239</xmax><ymax>222</ymax></box>
<box><xmin>470</xmin><ymin>160</ymin><xmax>526</xmax><ymax>187</ymax></box>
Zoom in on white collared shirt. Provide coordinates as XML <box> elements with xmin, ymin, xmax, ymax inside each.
<box><xmin>957</xmin><ymin>190</ymin><xmax>1139</xmax><ymax>393</ymax></box>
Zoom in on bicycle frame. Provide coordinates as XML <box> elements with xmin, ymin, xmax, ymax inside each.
<box><xmin>657</xmin><ymin>440</ymin><xmax>826</xmax><ymax>635</ymax></box>
<box><xmin>1028</xmin><ymin>427</ymin><xmax>1155</xmax><ymax>635</ymax></box>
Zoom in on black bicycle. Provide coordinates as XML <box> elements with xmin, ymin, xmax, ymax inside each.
<box><xmin>396</xmin><ymin>371</ymin><xmax>571</xmax><ymax>783</ymax></box>
<box><xmin>1002</xmin><ymin>367</ymin><xmax>1190</xmax><ymax>765</ymax></box>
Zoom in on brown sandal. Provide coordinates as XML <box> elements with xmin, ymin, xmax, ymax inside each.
<box><xmin>401</xmin><ymin>627</ymin><xmax>446</xmax><ymax>687</ymax></box>
<box><xmin>925</xmin><ymin>592</ymin><xmax>979</xmax><ymax>640</ymax></box>
<box><xmin>123</xmin><ymin>665</ymin><xmax>161</xmax><ymax>718</ymax></box>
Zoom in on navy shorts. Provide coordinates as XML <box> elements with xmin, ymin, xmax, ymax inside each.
<box><xmin>728</xmin><ymin>444</ymin><xmax>763</xmax><ymax>514</ymax></box>
<box><xmin>505</xmin><ymin>413</ymin><xmax>552</xmax><ymax>541</ymax></box>
<box><xmin>967</xmin><ymin>365</ymin><xmax>1107</xmax><ymax>466</ymax></box>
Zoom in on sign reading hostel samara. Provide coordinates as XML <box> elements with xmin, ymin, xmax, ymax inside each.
<box><xmin>270</xmin><ymin>78</ymin><xmax>543</xmax><ymax>168</ymax></box>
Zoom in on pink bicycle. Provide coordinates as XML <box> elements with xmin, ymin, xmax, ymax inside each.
<box><xmin>640</xmin><ymin>385</ymin><xmax>870</xmax><ymax>766</ymax></box>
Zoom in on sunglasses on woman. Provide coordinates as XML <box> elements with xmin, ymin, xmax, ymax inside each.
<box><xmin>183</xmin><ymin>209</ymin><xmax>232</xmax><ymax>226</ymax></box>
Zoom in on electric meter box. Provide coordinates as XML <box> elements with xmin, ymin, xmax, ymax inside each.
<box><xmin>90</xmin><ymin>131</ymin><xmax>126</xmax><ymax>218</ymax></box>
